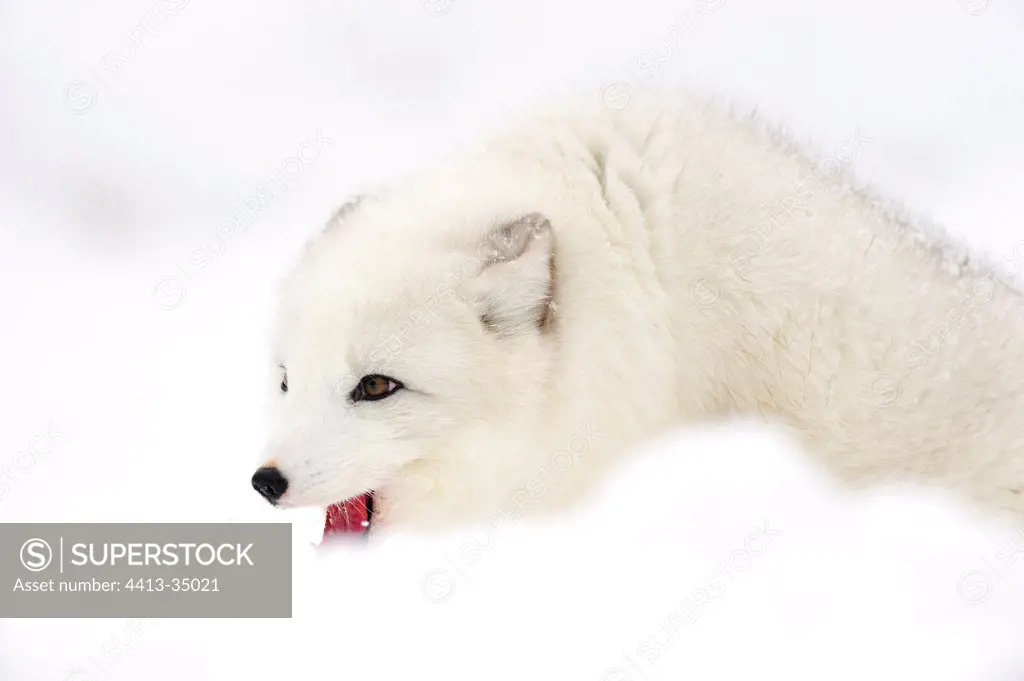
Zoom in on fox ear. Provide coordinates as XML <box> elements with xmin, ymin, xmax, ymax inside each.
<box><xmin>471</xmin><ymin>212</ymin><xmax>554</xmax><ymax>335</ymax></box>
<box><xmin>325</xmin><ymin>194</ymin><xmax>368</xmax><ymax>230</ymax></box>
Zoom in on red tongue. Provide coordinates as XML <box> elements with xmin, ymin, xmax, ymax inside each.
<box><xmin>323</xmin><ymin>494</ymin><xmax>372</xmax><ymax>538</ymax></box>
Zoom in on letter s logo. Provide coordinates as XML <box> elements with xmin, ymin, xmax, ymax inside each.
<box><xmin>20</xmin><ymin>538</ymin><xmax>52</xmax><ymax>572</ymax></box>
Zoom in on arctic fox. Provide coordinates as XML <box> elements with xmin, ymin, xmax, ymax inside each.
<box><xmin>252</xmin><ymin>88</ymin><xmax>1024</xmax><ymax>534</ymax></box>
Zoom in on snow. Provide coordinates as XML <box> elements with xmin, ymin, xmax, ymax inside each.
<box><xmin>2</xmin><ymin>0</ymin><xmax>1024</xmax><ymax>678</ymax></box>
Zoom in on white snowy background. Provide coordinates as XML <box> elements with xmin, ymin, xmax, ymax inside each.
<box><xmin>2</xmin><ymin>0</ymin><xmax>1024</xmax><ymax>679</ymax></box>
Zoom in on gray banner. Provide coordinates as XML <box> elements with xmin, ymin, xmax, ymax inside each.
<box><xmin>0</xmin><ymin>523</ymin><xmax>291</xmax><ymax>617</ymax></box>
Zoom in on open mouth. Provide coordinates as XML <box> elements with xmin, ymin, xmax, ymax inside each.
<box><xmin>323</xmin><ymin>492</ymin><xmax>374</xmax><ymax>538</ymax></box>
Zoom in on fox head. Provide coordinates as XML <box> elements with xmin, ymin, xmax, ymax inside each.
<box><xmin>256</xmin><ymin>186</ymin><xmax>559</xmax><ymax>521</ymax></box>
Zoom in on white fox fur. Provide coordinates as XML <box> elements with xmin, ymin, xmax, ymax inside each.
<box><xmin>262</xmin><ymin>88</ymin><xmax>1024</xmax><ymax>532</ymax></box>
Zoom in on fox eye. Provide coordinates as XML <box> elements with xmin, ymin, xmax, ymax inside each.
<box><xmin>351</xmin><ymin>374</ymin><xmax>402</xmax><ymax>402</ymax></box>
<box><xmin>279</xmin><ymin>365</ymin><xmax>287</xmax><ymax>393</ymax></box>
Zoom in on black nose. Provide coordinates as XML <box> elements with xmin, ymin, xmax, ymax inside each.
<box><xmin>251</xmin><ymin>467</ymin><xmax>288</xmax><ymax>505</ymax></box>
